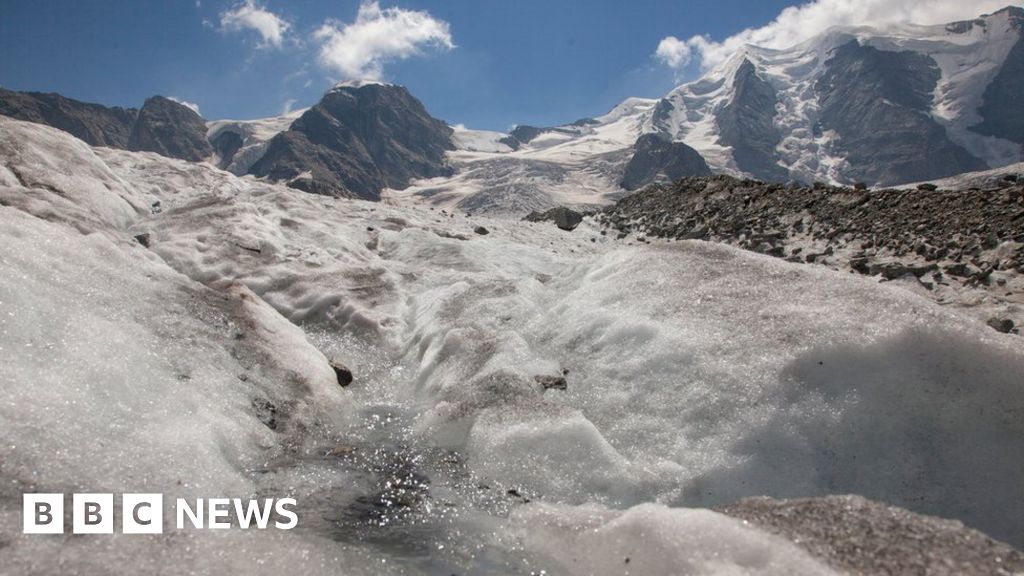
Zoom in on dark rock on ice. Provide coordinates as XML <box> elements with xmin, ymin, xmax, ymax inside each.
<box><xmin>987</xmin><ymin>317</ymin><xmax>1016</xmax><ymax>334</ymax></box>
<box><xmin>330</xmin><ymin>360</ymin><xmax>354</xmax><ymax>387</ymax></box>
<box><xmin>534</xmin><ymin>375</ymin><xmax>567</xmax><ymax>391</ymax></box>
<box><xmin>524</xmin><ymin>206</ymin><xmax>585</xmax><ymax>231</ymax></box>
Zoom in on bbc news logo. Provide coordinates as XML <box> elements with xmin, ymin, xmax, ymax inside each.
<box><xmin>24</xmin><ymin>494</ymin><xmax>298</xmax><ymax>534</ymax></box>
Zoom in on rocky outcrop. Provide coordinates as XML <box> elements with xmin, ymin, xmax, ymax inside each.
<box><xmin>816</xmin><ymin>40</ymin><xmax>987</xmax><ymax>186</ymax></box>
<box><xmin>718</xmin><ymin>495</ymin><xmax>1024</xmax><ymax>576</ymax></box>
<box><xmin>620</xmin><ymin>133</ymin><xmax>711</xmax><ymax>190</ymax></box>
<box><xmin>499</xmin><ymin>125</ymin><xmax>579</xmax><ymax>149</ymax></box>
<box><xmin>971</xmin><ymin>7</ymin><xmax>1024</xmax><ymax>145</ymax></box>
<box><xmin>210</xmin><ymin>130</ymin><xmax>244</xmax><ymax>169</ymax></box>
<box><xmin>249</xmin><ymin>84</ymin><xmax>453</xmax><ymax>200</ymax></box>
<box><xmin>523</xmin><ymin>206</ymin><xmax>584</xmax><ymax>231</ymax></box>
<box><xmin>127</xmin><ymin>96</ymin><xmax>213</xmax><ymax>162</ymax></box>
<box><xmin>0</xmin><ymin>88</ymin><xmax>137</xmax><ymax>148</ymax></box>
<box><xmin>716</xmin><ymin>59</ymin><xmax>788</xmax><ymax>182</ymax></box>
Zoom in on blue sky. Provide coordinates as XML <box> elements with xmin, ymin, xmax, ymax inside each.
<box><xmin>0</xmin><ymin>1</ymin><xmax>1011</xmax><ymax>130</ymax></box>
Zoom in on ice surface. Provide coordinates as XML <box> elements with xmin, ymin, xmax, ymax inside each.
<box><xmin>2</xmin><ymin>117</ymin><xmax>1023</xmax><ymax>574</ymax></box>
<box><xmin>514</xmin><ymin>503</ymin><xmax>837</xmax><ymax>575</ymax></box>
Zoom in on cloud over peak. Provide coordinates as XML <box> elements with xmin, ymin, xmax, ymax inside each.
<box><xmin>656</xmin><ymin>0</ymin><xmax>1014</xmax><ymax>71</ymax></box>
<box><xmin>220</xmin><ymin>0</ymin><xmax>291</xmax><ymax>49</ymax></box>
<box><xmin>314</xmin><ymin>1</ymin><xmax>453</xmax><ymax>81</ymax></box>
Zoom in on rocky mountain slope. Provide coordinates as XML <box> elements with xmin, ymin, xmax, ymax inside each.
<box><xmin>247</xmin><ymin>82</ymin><xmax>454</xmax><ymax>200</ymax></box>
<box><xmin>619</xmin><ymin>133</ymin><xmax>711</xmax><ymax>190</ymax></box>
<box><xmin>0</xmin><ymin>87</ymin><xmax>137</xmax><ymax>148</ymax></box>
<box><xmin>127</xmin><ymin>95</ymin><xmax>213</xmax><ymax>162</ymax></box>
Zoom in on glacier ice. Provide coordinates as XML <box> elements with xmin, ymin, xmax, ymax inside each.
<box><xmin>1</xmin><ymin>117</ymin><xmax>1023</xmax><ymax>573</ymax></box>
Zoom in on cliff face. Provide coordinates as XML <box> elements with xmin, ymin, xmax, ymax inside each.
<box><xmin>127</xmin><ymin>96</ymin><xmax>213</xmax><ymax>162</ymax></box>
<box><xmin>249</xmin><ymin>83</ymin><xmax>453</xmax><ymax>200</ymax></box>
<box><xmin>815</xmin><ymin>41</ymin><xmax>987</xmax><ymax>185</ymax></box>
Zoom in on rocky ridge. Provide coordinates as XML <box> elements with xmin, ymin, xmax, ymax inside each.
<box><xmin>0</xmin><ymin>87</ymin><xmax>137</xmax><ymax>148</ymax></box>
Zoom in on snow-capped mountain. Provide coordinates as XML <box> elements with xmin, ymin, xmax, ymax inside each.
<box><xmin>1</xmin><ymin>7</ymin><xmax>1021</xmax><ymax>213</ymax></box>
<box><xmin>648</xmin><ymin>5</ymin><xmax>1023</xmax><ymax>185</ymax></box>
<box><xmin>389</xmin><ymin>6</ymin><xmax>1024</xmax><ymax>212</ymax></box>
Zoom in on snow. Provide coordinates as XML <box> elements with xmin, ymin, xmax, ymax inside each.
<box><xmin>3</xmin><ymin>117</ymin><xmax>1024</xmax><ymax>573</ymax></box>
<box><xmin>388</xmin><ymin>99</ymin><xmax>655</xmax><ymax>214</ymax></box>
<box><xmin>206</xmin><ymin>108</ymin><xmax>306</xmax><ymax>175</ymax></box>
<box><xmin>450</xmin><ymin>124</ymin><xmax>513</xmax><ymax>153</ymax></box>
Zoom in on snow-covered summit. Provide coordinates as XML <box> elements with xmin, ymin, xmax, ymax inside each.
<box><xmin>391</xmin><ymin>7</ymin><xmax>1023</xmax><ymax>214</ymax></box>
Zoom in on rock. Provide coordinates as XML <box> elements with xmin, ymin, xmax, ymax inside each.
<box><xmin>944</xmin><ymin>263</ymin><xmax>973</xmax><ymax>277</ymax></box>
<box><xmin>327</xmin><ymin>445</ymin><xmax>358</xmax><ymax>457</ymax></box>
<box><xmin>917</xmin><ymin>183</ymin><xmax>939</xmax><ymax>192</ymax></box>
<box><xmin>987</xmin><ymin>317</ymin><xmax>1015</xmax><ymax>334</ymax></box>
<box><xmin>128</xmin><ymin>96</ymin><xmax>213</xmax><ymax>161</ymax></box>
<box><xmin>869</xmin><ymin>261</ymin><xmax>937</xmax><ymax>280</ymax></box>
<box><xmin>534</xmin><ymin>375</ymin><xmax>567</xmax><ymax>391</ymax></box>
<box><xmin>251</xmin><ymin>397</ymin><xmax>278</xmax><ymax>430</ymax></box>
<box><xmin>620</xmin><ymin>133</ymin><xmax>712</xmax><ymax>190</ymax></box>
<box><xmin>853</xmin><ymin>182</ymin><xmax>868</xmax><ymax>190</ymax></box>
<box><xmin>474</xmin><ymin>226</ymin><xmax>490</xmax><ymax>235</ymax></box>
<box><xmin>210</xmin><ymin>129</ymin><xmax>244</xmax><ymax>169</ymax></box>
<box><xmin>133</xmin><ymin>233</ymin><xmax>151</xmax><ymax>248</ymax></box>
<box><xmin>718</xmin><ymin>495</ymin><xmax>1024</xmax><ymax>576</ymax></box>
<box><xmin>524</xmin><ymin>207</ymin><xmax>585</xmax><ymax>231</ymax></box>
<box><xmin>850</xmin><ymin>257</ymin><xmax>871</xmax><ymax>274</ymax></box>
<box><xmin>330</xmin><ymin>360</ymin><xmax>354</xmax><ymax>387</ymax></box>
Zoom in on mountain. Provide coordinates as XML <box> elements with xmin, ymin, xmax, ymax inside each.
<box><xmin>0</xmin><ymin>87</ymin><xmax>137</xmax><ymax>148</ymax></box>
<box><xmin>647</xmin><ymin>6</ymin><xmax>1023</xmax><ymax>186</ymax></box>
<box><xmin>620</xmin><ymin>133</ymin><xmax>711</xmax><ymax>190</ymax></box>
<box><xmin>128</xmin><ymin>96</ymin><xmax>213</xmax><ymax>162</ymax></box>
<box><xmin>0</xmin><ymin>89</ymin><xmax>212</xmax><ymax>162</ymax></box>
<box><xmin>247</xmin><ymin>82</ymin><xmax>454</xmax><ymax>200</ymax></box>
<box><xmin>2</xmin><ymin>7</ymin><xmax>1020</xmax><ymax>211</ymax></box>
<box><xmin>391</xmin><ymin>7</ymin><xmax>1024</xmax><ymax>214</ymax></box>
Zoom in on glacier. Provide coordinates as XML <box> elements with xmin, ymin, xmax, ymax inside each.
<box><xmin>1</xmin><ymin>116</ymin><xmax>1023</xmax><ymax>574</ymax></box>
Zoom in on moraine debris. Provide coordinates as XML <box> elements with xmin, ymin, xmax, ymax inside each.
<box><xmin>534</xmin><ymin>374</ymin><xmax>568</xmax><ymax>391</ymax></box>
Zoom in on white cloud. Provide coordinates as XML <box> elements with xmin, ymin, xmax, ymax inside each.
<box><xmin>655</xmin><ymin>36</ymin><xmax>693</xmax><ymax>69</ymax></box>
<box><xmin>168</xmin><ymin>97</ymin><xmax>201</xmax><ymax>115</ymax></box>
<box><xmin>220</xmin><ymin>0</ymin><xmax>291</xmax><ymax>49</ymax></box>
<box><xmin>657</xmin><ymin>0</ymin><xmax>1014</xmax><ymax>71</ymax></box>
<box><xmin>281</xmin><ymin>98</ymin><xmax>298</xmax><ymax>114</ymax></box>
<box><xmin>313</xmin><ymin>1</ymin><xmax>453</xmax><ymax>80</ymax></box>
